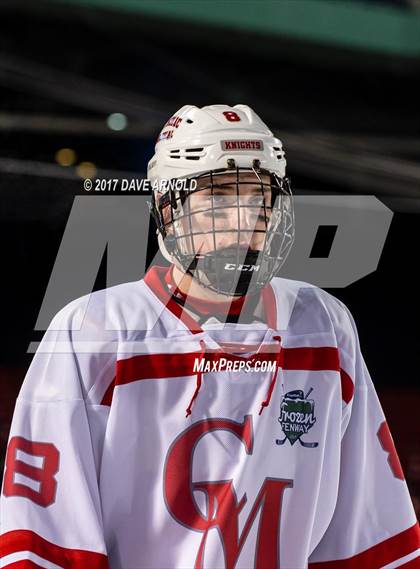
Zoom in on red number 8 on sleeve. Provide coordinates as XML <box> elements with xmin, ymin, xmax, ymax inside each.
<box><xmin>223</xmin><ymin>111</ymin><xmax>241</xmax><ymax>122</ymax></box>
<box><xmin>3</xmin><ymin>436</ymin><xmax>59</xmax><ymax>507</ymax></box>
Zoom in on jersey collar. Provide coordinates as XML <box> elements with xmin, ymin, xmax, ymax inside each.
<box><xmin>143</xmin><ymin>264</ymin><xmax>277</xmax><ymax>333</ymax></box>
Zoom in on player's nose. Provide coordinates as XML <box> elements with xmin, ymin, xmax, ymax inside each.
<box><xmin>235</xmin><ymin>204</ymin><xmax>260</xmax><ymax>229</ymax></box>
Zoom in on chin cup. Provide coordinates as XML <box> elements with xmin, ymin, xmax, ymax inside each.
<box><xmin>190</xmin><ymin>247</ymin><xmax>262</xmax><ymax>297</ymax></box>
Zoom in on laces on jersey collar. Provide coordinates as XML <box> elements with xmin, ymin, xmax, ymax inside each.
<box><xmin>185</xmin><ymin>339</ymin><xmax>206</xmax><ymax>418</ymax></box>
<box><xmin>185</xmin><ymin>334</ymin><xmax>283</xmax><ymax>418</ymax></box>
<box><xmin>258</xmin><ymin>335</ymin><xmax>282</xmax><ymax>415</ymax></box>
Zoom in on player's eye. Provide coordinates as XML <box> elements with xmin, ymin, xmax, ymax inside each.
<box><xmin>213</xmin><ymin>195</ymin><xmax>236</xmax><ymax>205</ymax></box>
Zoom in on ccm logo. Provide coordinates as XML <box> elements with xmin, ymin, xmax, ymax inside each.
<box><xmin>224</xmin><ymin>264</ymin><xmax>260</xmax><ymax>271</ymax></box>
<box><xmin>221</xmin><ymin>140</ymin><xmax>264</xmax><ymax>151</ymax></box>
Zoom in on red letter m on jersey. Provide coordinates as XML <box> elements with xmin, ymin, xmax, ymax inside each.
<box><xmin>164</xmin><ymin>415</ymin><xmax>293</xmax><ymax>569</ymax></box>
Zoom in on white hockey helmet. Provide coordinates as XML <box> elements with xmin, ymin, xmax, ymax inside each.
<box><xmin>148</xmin><ymin>104</ymin><xmax>294</xmax><ymax>296</ymax></box>
<box><xmin>148</xmin><ymin>104</ymin><xmax>287</xmax><ymax>182</ymax></box>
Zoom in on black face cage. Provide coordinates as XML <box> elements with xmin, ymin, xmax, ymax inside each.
<box><xmin>149</xmin><ymin>167</ymin><xmax>295</xmax><ymax>296</ymax></box>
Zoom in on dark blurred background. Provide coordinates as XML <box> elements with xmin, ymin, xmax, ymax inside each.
<box><xmin>1</xmin><ymin>0</ymin><xmax>419</xmax><ymax>516</ymax></box>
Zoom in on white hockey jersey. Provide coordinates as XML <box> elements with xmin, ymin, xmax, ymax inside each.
<box><xmin>1</xmin><ymin>264</ymin><xmax>419</xmax><ymax>569</ymax></box>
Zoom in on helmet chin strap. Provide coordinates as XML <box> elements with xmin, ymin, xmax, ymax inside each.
<box><xmin>190</xmin><ymin>246</ymin><xmax>262</xmax><ymax>297</ymax></box>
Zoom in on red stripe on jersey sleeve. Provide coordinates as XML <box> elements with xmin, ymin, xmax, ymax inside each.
<box><xmin>281</xmin><ymin>346</ymin><xmax>340</xmax><ymax>372</ymax></box>
<box><xmin>308</xmin><ymin>522</ymin><xmax>420</xmax><ymax>569</ymax></box>
<box><xmin>0</xmin><ymin>530</ymin><xmax>109</xmax><ymax>569</ymax></box>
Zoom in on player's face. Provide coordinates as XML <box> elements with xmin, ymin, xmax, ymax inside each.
<box><xmin>180</xmin><ymin>172</ymin><xmax>272</xmax><ymax>256</ymax></box>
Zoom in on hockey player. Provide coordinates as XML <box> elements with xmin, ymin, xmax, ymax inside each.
<box><xmin>1</xmin><ymin>105</ymin><xmax>419</xmax><ymax>568</ymax></box>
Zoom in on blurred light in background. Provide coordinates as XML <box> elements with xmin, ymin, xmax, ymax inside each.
<box><xmin>55</xmin><ymin>148</ymin><xmax>77</xmax><ymax>166</ymax></box>
<box><xmin>107</xmin><ymin>112</ymin><xmax>128</xmax><ymax>131</ymax></box>
<box><xmin>76</xmin><ymin>161</ymin><xmax>97</xmax><ymax>179</ymax></box>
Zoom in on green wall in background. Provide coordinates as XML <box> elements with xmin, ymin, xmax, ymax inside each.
<box><xmin>56</xmin><ymin>0</ymin><xmax>420</xmax><ymax>58</ymax></box>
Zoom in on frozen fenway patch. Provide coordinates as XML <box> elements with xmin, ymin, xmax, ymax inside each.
<box><xmin>221</xmin><ymin>139</ymin><xmax>264</xmax><ymax>151</ymax></box>
<box><xmin>276</xmin><ymin>388</ymin><xmax>319</xmax><ymax>448</ymax></box>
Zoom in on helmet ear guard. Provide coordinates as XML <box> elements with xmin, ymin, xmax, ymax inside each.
<box><xmin>147</xmin><ymin>104</ymin><xmax>295</xmax><ymax>296</ymax></box>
